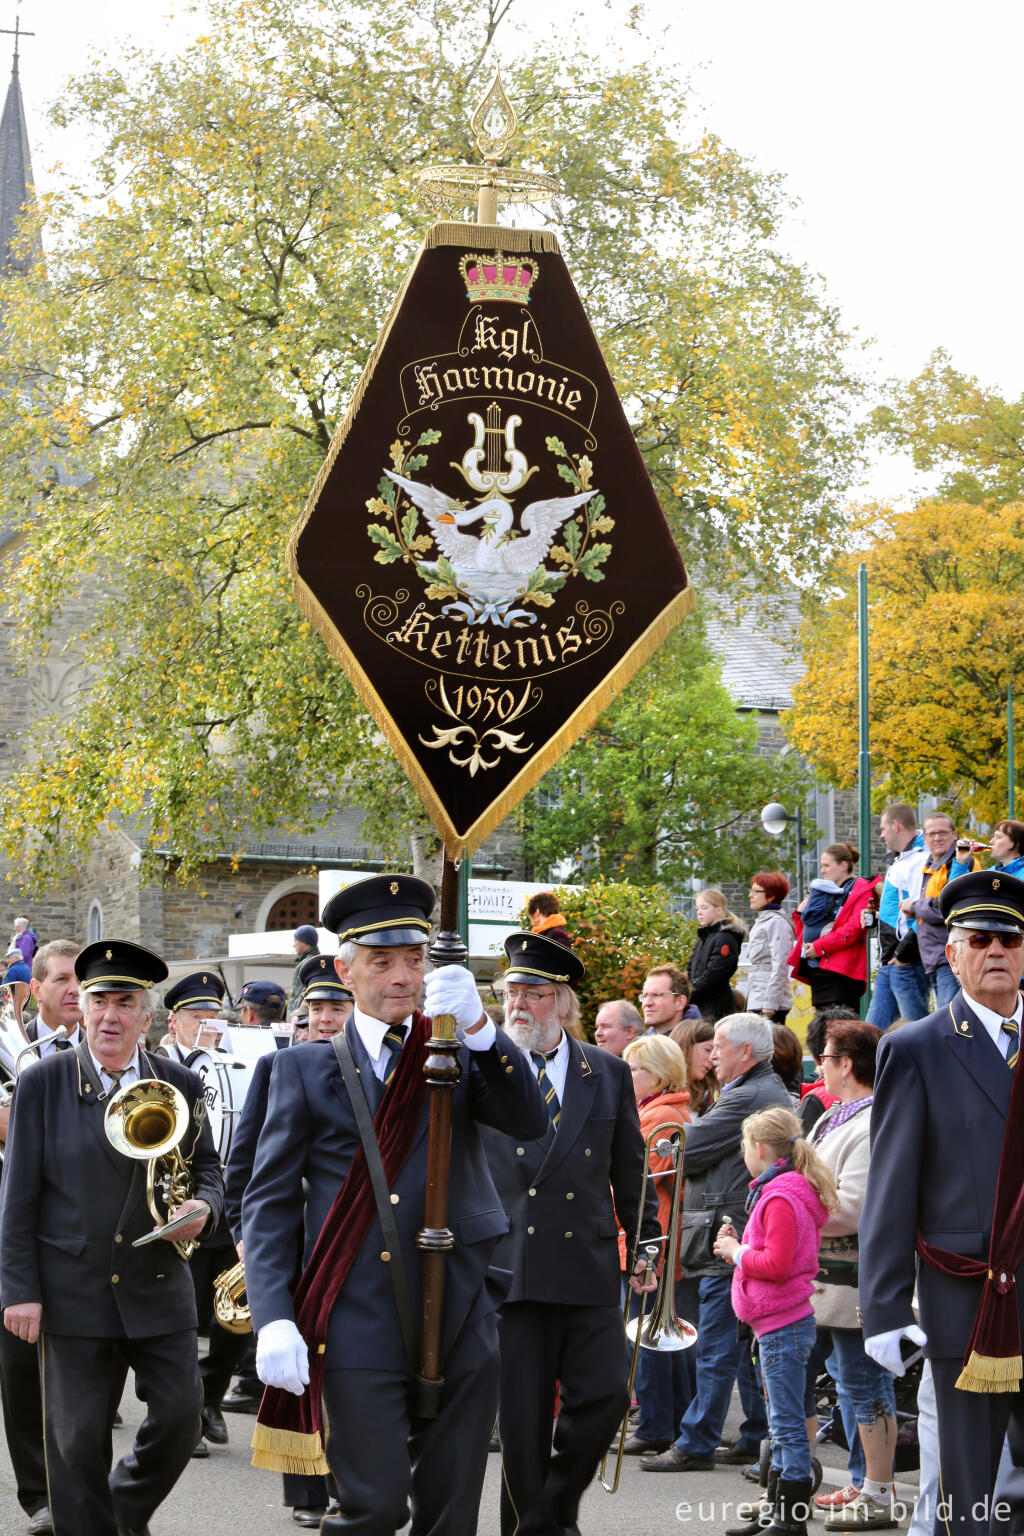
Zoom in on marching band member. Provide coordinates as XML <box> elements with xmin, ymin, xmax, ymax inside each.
<box><xmin>481</xmin><ymin>931</ymin><xmax>660</xmax><ymax>1536</ymax></box>
<box><xmin>242</xmin><ymin>874</ymin><xmax>547</xmax><ymax>1536</ymax></box>
<box><xmin>0</xmin><ymin>941</ymin><xmax>222</xmax><ymax>1536</ymax></box>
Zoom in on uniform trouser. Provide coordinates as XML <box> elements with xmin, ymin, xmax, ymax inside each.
<box><xmin>498</xmin><ymin>1301</ymin><xmax>627</xmax><ymax>1536</ymax></box>
<box><xmin>321</xmin><ymin>1311</ymin><xmax>498</xmax><ymax>1536</ymax></box>
<box><xmin>0</xmin><ymin>1324</ymin><xmax>47</xmax><ymax>1515</ymax></box>
<box><xmin>190</xmin><ymin>1237</ymin><xmax>251</xmax><ymax>1410</ymax></box>
<box><xmin>932</xmin><ymin>1358</ymin><xmax>1024</xmax><ymax>1536</ymax></box>
<box><xmin>41</xmin><ymin>1328</ymin><xmax>201</xmax><ymax>1536</ymax></box>
<box><xmin>284</xmin><ymin>1470</ymin><xmax>339</xmax><ymax>1511</ymax></box>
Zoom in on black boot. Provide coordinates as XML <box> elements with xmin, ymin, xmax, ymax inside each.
<box><xmin>763</xmin><ymin>1478</ymin><xmax>812</xmax><ymax>1536</ymax></box>
<box><xmin>727</xmin><ymin>1469</ymin><xmax>781</xmax><ymax>1536</ymax></box>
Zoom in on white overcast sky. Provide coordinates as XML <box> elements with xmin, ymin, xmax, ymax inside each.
<box><xmin>8</xmin><ymin>0</ymin><xmax>1024</xmax><ymax>500</ymax></box>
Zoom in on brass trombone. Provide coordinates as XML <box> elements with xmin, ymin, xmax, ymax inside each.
<box><xmin>599</xmin><ymin>1121</ymin><xmax>697</xmax><ymax>1493</ymax></box>
<box><xmin>104</xmin><ymin>1079</ymin><xmax>201</xmax><ymax>1260</ymax></box>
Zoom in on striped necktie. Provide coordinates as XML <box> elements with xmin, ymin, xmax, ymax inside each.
<box><xmin>382</xmin><ymin>1026</ymin><xmax>405</xmax><ymax>1086</ymax></box>
<box><xmin>54</xmin><ymin>1038</ymin><xmax>72</xmax><ymax>1052</ymax></box>
<box><xmin>530</xmin><ymin>1048</ymin><xmax>561</xmax><ymax>1128</ymax></box>
<box><xmin>1001</xmin><ymin>1018</ymin><xmax>1019</xmax><ymax>1069</ymax></box>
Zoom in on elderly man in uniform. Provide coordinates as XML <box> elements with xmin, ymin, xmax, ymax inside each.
<box><xmin>0</xmin><ymin>940</ymin><xmax>223</xmax><ymax>1536</ymax></box>
<box><xmin>243</xmin><ymin>874</ymin><xmax>548</xmax><ymax>1536</ymax></box>
<box><xmin>481</xmin><ymin>931</ymin><xmax>660</xmax><ymax>1536</ymax></box>
<box><xmin>860</xmin><ymin>870</ymin><xmax>1024</xmax><ymax>1536</ymax></box>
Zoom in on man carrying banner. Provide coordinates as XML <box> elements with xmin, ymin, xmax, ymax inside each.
<box><xmin>860</xmin><ymin>870</ymin><xmax>1024</xmax><ymax>1536</ymax></box>
<box><xmin>242</xmin><ymin>874</ymin><xmax>547</xmax><ymax>1536</ymax></box>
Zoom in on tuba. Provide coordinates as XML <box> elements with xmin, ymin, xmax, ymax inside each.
<box><xmin>104</xmin><ymin>1079</ymin><xmax>200</xmax><ymax>1260</ymax></box>
<box><xmin>213</xmin><ymin>1260</ymin><xmax>252</xmax><ymax>1334</ymax></box>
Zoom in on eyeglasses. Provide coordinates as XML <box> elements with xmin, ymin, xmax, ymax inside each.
<box><xmin>952</xmin><ymin>931</ymin><xmax>1024</xmax><ymax>951</ymax></box>
<box><xmin>639</xmin><ymin>990</ymin><xmax>672</xmax><ymax>1003</ymax></box>
<box><xmin>506</xmin><ymin>986</ymin><xmax>555</xmax><ymax>1004</ymax></box>
<box><xmin>815</xmin><ymin>1052</ymin><xmax>848</xmax><ymax>1065</ymax></box>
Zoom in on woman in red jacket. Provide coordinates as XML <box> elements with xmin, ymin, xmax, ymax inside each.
<box><xmin>788</xmin><ymin>844</ymin><xmax>881</xmax><ymax>1012</ymax></box>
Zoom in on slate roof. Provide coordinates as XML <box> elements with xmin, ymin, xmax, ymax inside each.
<box><xmin>703</xmin><ymin>592</ymin><xmax>806</xmax><ymax>713</ymax></box>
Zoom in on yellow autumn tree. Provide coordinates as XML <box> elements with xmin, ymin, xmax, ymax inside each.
<box><xmin>786</xmin><ymin>498</ymin><xmax>1024</xmax><ymax>822</ymax></box>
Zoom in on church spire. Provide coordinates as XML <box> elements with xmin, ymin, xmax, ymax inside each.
<box><xmin>0</xmin><ymin>15</ymin><xmax>41</xmax><ymax>277</ymax></box>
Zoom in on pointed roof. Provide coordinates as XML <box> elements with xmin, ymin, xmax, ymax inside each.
<box><xmin>0</xmin><ymin>41</ymin><xmax>41</xmax><ymax>276</ymax></box>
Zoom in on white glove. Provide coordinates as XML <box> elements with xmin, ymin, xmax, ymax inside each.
<box><xmin>256</xmin><ymin>1318</ymin><xmax>309</xmax><ymax>1396</ymax></box>
<box><xmin>424</xmin><ymin>966</ymin><xmax>484</xmax><ymax>1032</ymax></box>
<box><xmin>864</xmin><ymin>1323</ymin><xmax>927</xmax><ymax>1376</ymax></box>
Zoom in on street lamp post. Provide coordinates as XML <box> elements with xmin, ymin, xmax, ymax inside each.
<box><xmin>761</xmin><ymin>801</ymin><xmax>805</xmax><ymax>902</ymax></box>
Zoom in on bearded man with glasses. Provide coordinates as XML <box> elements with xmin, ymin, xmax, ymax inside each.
<box><xmin>860</xmin><ymin>870</ymin><xmax>1024</xmax><ymax>1536</ymax></box>
<box><xmin>482</xmin><ymin>931</ymin><xmax>660</xmax><ymax>1536</ymax></box>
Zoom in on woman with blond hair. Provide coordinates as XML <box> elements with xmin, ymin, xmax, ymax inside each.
<box><xmin>618</xmin><ymin>1033</ymin><xmax>693</xmax><ymax>1455</ymax></box>
<box><xmin>687</xmin><ymin>888</ymin><xmax>747</xmax><ymax>1021</ymax></box>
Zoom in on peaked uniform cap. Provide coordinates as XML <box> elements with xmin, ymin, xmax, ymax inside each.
<box><xmin>164</xmin><ymin>971</ymin><xmax>226</xmax><ymax>1013</ymax></box>
<box><xmin>940</xmin><ymin>869</ymin><xmax>1024</xmax><ymax>932</ymax></box>
<box><xmin>300</xmin><ymin>953</ymin><xmax>353</xmax><ymax>1003</ymax></box>
<box><xmin>76</xmin><ymin>940</ymin><xmax>169</xmax><ymax>993</ymax></box>
<box><xmin>236</xmin><ymin>978</ymin><xmax>287</xmax><ymax>1009</ymax></box>
<box><xmin>503</xmin><ymin>930</ymin><xmax>585</xmax><ymax>987</ymax></box>
<box><xmin>321</xmin><ymin>874</ymin><xmax>435</xmax><ymax>947</ymax></box>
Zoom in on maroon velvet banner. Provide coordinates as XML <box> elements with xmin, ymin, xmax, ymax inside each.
<box><xmin>289</xmin><ymin>221</ymin><xmax>694</xmax><ymax>853</ymax></box>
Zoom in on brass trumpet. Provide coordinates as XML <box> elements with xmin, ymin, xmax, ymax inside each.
<box><xmin>104</xmin><ymin>1079</ymin><xmax>200</xmax><ymax>1260</ymax></box>
<box><xmin>213</xmin><ymin>1261</ymin><xmax>252</xmax><ymax>1334</ymax></box>
<box><xmin>599</xmin><ymin>1121</ymin><xmax>697</xmax><ymax>1494</ymax></box>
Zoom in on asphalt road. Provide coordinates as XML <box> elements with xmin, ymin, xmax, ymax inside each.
<box><xmin>0</xmin><ymin>1362</ymin><xmax>922</xmax><ymax>1536</ymax></box>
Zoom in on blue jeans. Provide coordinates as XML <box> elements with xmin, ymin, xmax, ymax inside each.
<box><xmin>827</xmin><ymin>1327</ymin><xmax>896</xmax><ymax>1425</ymax></box>
<box><xmin>868</xmin><ymin>961</ymin><xmax>930</xmax><ymax>1027</ymax></box>
<box><xmin>673</xmin><ymin>1273</ymin><xmax>767</xmax><ymax>1458</ymax></box>
<box><xmin>887</xmin><ymin>960</ymin><xmax>930</xmax><ymax>1023</ymax></box>
<box><xmin>927</xmin><ymin>960</ymin><xmax>959</xmax><ymax>1010</ymax></box>
<box><xmin>630</xmin><ymin>1281</ymin><xmax>696</xmax><ymax>1442</ymax></box>
<box><xmin>761</xmin><ymin>1315</ymin><xmax>817</xmax><ymax>1481</ymax></box>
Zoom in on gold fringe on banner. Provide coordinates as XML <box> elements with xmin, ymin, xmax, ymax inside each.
<box><xmin>955</xmin><ymin>1351</ymin><xmax>1022</xmax><ymax>1393</ymax></box>
<box><xmin>250</xmin><ymin>1422</ymin><xmax>330</xmax><ymax>1476</ymax></box>
<box><xmin>422</xmin><ymin>221</ymin><xmax>561</xmax><ymax>253</ymax></box>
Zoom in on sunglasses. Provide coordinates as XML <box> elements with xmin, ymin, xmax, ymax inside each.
<box><xmin>954</xmin><ymin>931</ymin><xmax>1024</xmax><ymax>951</ymax></box>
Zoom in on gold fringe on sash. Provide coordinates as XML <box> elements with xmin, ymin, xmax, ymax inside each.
<box><xmin>955</xmin><ymin>1350</ymin><xmax>1023</xmax><ymax>1393</ymax></box>
<box><xmin>250</xmin><ymin>1422</ymin><xmax>330</xmax><ymax>1476</ymax></box>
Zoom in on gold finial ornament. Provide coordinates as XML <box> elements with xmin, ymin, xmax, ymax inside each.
<box><xmin>417</xmin><ymin>70</ymin><xmax>562</xmax><ymax>224</ymax></box>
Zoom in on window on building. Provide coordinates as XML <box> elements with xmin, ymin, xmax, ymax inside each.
<box><xmin>265</xmin><ymin>890</ymin><xmax>318</xmax><ymax>931</ymax></box>
<box><xmin>87</xmin><ymin>901</ymin><xmax>103</xmax><ymax>943</ymax></box>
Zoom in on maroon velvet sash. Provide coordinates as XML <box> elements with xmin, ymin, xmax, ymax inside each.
<box><xmin>251</xmin><ymin>1013</ymin><xmax>431</xmax><ymax>1472</ymax></box>
<box><xmin>916</xmin><ymin>1046</ymin><xmax>1024</xmax><ymax>1392</ymax></box>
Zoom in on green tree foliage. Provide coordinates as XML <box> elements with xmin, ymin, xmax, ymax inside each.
<box><xmin>509</xmin><ymin>878</ymin><xmax>698</xmax><ymax>1029</ymax></box>
<box><xmin>872</xmin><ymin>349</ymin><xmax>1024</xmax><ymax>505</ymax></box>
<box><xmin>517</xmin><ymin>625</ymin><xmax>810</xmax><ymax>890</ymax></box>
<box><xmin>786</xmin><ymin>498</ymin><xmax>1024</xmax><ymax>822</ymax></box>
<box><xmin>0</xmin><ymin>0</ymin><xmax>861</xmax><ymax>886</ymax></box>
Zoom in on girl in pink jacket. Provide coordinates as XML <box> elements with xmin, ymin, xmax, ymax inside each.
<box><xmin>715</xmin><ymin>1108</ymin><xmax>838</xmax><ymax>1536</ymax></box>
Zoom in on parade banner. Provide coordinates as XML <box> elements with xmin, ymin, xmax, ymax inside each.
<box><xmin>288</xmin><ymin>220</ymin><xmax>694</xmax><ymax>854</ymax></box>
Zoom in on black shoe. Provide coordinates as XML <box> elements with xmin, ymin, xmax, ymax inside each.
<box><xmin>202</xmin><ymin>1406</ymin><xmax>228</xmax><ymax>1445</ymax></box>
<box><xmin>727</xmin><ymin>1468</ymin><xmax>781</xmax><ymax>1536</ymax></box>
<box><xmin>639</xmin><ymin>1446</ymin><xmax>716</xmax><ymax>1472</ymax></box>
<box><xmin>717</xmin><ymin>1443</ymin><xmax>763</xmax><ymax>1463</ymax></box>
<box><xmin>623</xmin><ymin>1434</ymin><xmax>672</xmax><ymax>1455</ymax></box>
<box><xmin>222</xmin><ymin>1385</ymin><xmax>260</xmax><ymax>1413</ymax></box>
<box><xmin>191</xmin><ymin>1435</ymin><xmax>210</xmax><ymax>1459</ymax></box>
<box><xmin>115</xmin><ymin>1524</ymin><xmax>152</xmax><ymax>1536</ymax></box>
<box><xmin>763</xmin><ymin>1478</ymin><xmax>813</xmax><ymax>1536</ymax></box>
<box><xmin>26</xmin><ymin>1509</ymin><xmax>53</xmax><ymax>1535</ymax></box>
<box><xmin>292</xmin><ymin>1512</ymin><xmax>328</xmax><ymax>1529</ymax></box>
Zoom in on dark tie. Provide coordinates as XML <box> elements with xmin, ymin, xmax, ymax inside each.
<box><xmin>54</xmin><ymin>1038</ymin><xmax>71</xmax><ymax>1052</ymax></box>
<box><xmin>104</xmin><ymin>1066</ymin><xmax>127</xmax><ymax>1091</ymax></box>
<box><xmin>530</xmin><ymin>1049</ymin><xmax>561</xmax><ymax>1128</ymax></box>
<box><xmin>382</xmin><ymin>1026</ymin><xmax>405</xmax><ymax>1086</ymax></box>
<box><xmin>1001</xmin><ymin>1019</ymin><xmax>1019</xmax><ymax>1069</ymax></box>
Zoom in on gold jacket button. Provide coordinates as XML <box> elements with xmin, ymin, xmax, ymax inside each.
<box><xmin>505</xmin><ymin>1065</ymin><xmax>514</xmax><ymax>1074</ymax></box>
<box><xmin>381</xmin><ymin>1251</ymin><xmax>391</xmax><ymax>1263</ymax></box>
<box><xmin>564</xmin><ymin>1231</ymin><xmax>573</xmax><ymax>1239</ymax></box>
<box><xmin>111</xmin><ymin>1275</ymin><xmax>119</xmax><ymax>1284</ymax></box>
<box><xmin>584</xmin><ymin>1148</ymin><xmax>591</xmax><ymax>1157</ymax></box>
<box><xmin>114</xmin><ymin>1234</ymin><xmax>123</xmax><ymax>1244</ymax></box>
<box><xmin>566</xmin><ymin>1192</ymin><xmax>574</xmax><ymax>1200</ymax></box>
<box><xmin>527</xmin><ymin>1226</ymin><xmax>535</xmax><ymax>1235</ymax></box>
<box><xmin>500</xmin><ymin>1055</ymin><xmax>509</xmax><ymax>1063</ymax></box>
<box><xmin>528</xmin><ymin>1188</ymin><xmax>537</xmax><ymax>1197</ymax></box>
<box><xmin>390</xmin><ymin>1194</ymin><xmax>400</xmax><ymax>1205</ymax></box>
<box><xmin>516</xmin><ymin>1147</ymin><xmax>525</xmax><ymax>1156</ymax></box>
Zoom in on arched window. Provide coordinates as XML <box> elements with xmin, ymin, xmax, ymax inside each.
<box><xmin>87</xmin><ymin>900</ymin><xmax>103</xmax><ymax>943</ymax></box>
<box><xmin>265</xmin><ymin>889</ymin><xmax>318</xmax><ymax>932</ymax></box>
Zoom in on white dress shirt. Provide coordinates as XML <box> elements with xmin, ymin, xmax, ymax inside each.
<box><xmin>962</xmin><ymin>990</ymin><xmax>1023</xmax><ymax>1061</ymax></box>
<box><xmin>351</xmin><ymin>1005</ymin><xmax>496</xmax><ymax>1080</ymax></box>
<box><xmin>525</xmin><ymin>1028</ymin><xmax>569</xmax><ymax>1104</ymax></box>
<box><xmin>89</xmin><ymin>1044</ymin><xmax>142</xmax><ymax>1093</ymax></box>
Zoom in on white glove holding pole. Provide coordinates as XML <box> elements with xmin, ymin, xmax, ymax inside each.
<box><xmin>864</xmin><ymin>1323</ymin><xmax>927</xmax><ymax>1376</ymax></box>
<box><xmin>424</xmin><ymin>965</ymin><xmax>485</xmax><ymax>1032</ymax></box>
<box><xmin>256</xmin><ymin>1318</ymin><xmax>309</xmax><ymax>1396</ymax></box>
